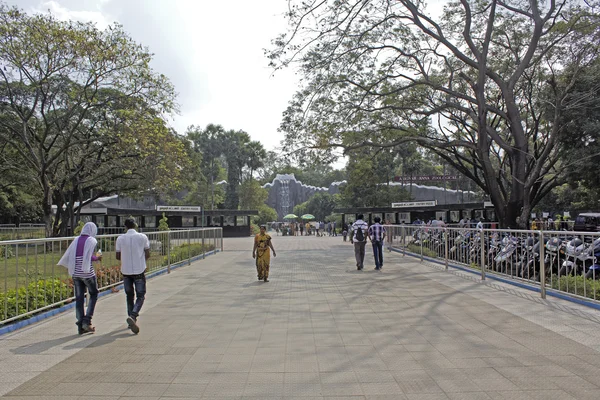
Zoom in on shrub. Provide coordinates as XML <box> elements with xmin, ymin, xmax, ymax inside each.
<box><xmin>0</xmin><ymin>245</ymin><xmax>14</xmax><ymax>259</ymax></box>
<box><xmin>550</xmin><ymin>275</ymin><xmax>600</xmax><ymax>300</ymax></box>
<box><xmin>73</xmin><ymin>220</ymin><xmax>85</xmax><ymax>235</ymax></box>
<box><xmin>163</xmin><ymin>243</ymin><xmax>216</xmax><ymax>266</ymax></box>
<box><xmin>250</xmin><ymin>224</ymin><xmax>260</xmax><ymax>235</ymax></box>
<box><xmin>407</xmin><ymin>244</ymin><xmax>438</xmax><ymax>258</ymax></box>
<box><xmin>0</xmin><ymin>278</ymin><xmax>72</xmax><ymax>320</ymax></box>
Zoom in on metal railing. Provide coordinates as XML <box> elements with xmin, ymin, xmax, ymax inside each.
<box><xmin>0</xmin><ymin>228</ymin><xmax>223</xmax><ymax>325</ymax></box>
<box><xmin>385</xmin><ymin>224</ymin><xmax>600</xmax><ymax>304</ymax></box>
<box><xmin>0</xmin><ymin>227</ymin><xmax>46</xmax><ymax>241</ymax></box>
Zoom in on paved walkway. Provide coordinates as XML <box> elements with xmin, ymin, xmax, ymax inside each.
<box><xmin>1</xmin><ymin>235</ymin><xmax>600</xmax><ymax>399</ymax></box>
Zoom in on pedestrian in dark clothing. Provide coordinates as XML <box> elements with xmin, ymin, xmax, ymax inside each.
<box><xmin>368</xmin><ymin>217</ymin><xmax>386</xmax><ymax>270</ymax></box>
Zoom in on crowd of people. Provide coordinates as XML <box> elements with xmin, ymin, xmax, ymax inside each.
<box><xmin>273</xmin><ymin>221</ymin><xmax>340</xmax><ymax>237</ymax></box>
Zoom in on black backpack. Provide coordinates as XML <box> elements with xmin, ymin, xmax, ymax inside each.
<box><xmin>355</xmin><ymin>225</ymin><xmax>365</xmax><ymax>242</ymax></box>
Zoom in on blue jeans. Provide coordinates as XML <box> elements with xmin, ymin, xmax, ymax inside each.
<box><xmin>73</xmin><ymin>276</ymin><xmax>98</xmax><ymax>326</ymax></box>
<box><xmin>372</xmin><ymin>241</ymin><xmax>384</xmax><ymax>269</ymax></box>
<box><xmin>123</xmin><ymin>274</ymin><xmax>146</xmax><ymax>319</ymax></box>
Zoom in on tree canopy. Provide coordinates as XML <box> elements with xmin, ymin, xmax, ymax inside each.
<box><xmin>0</xmin><ymin>4</ymin><xmax>186</xmax><ymax>235</ymax></box>
<box><xmin>270</xmin><ymin>0</ymin><xmax>600</xmax><ymax>227</ymax></box>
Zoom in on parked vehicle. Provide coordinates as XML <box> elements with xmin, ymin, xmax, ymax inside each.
<box><xmin>573</xmin><ymin>213</ymin><xmax>600</xmax><ymax>232</ymax></box>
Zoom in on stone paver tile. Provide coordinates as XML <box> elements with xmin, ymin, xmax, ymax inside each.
<box><xmin>321</xmin><ymin>382</ymin><xmax>364</xmax><ymax>396</ymax></box>
<box><xmin>365</xmin><ymin>395</ymin><xmax>408</xmax><ymax>400</ymax></box>
<box><xmin>562</xmin><ymin>388</ymin><xmax>600</xmax><ymax>400</ymax></box>
<box><xmin>161</xmin><ymin>383</ymin><xmax>207</xmax><ymax>397</ymax></box>
<box><xmin>283</xmin><ymin>372</ymin><xmax>320</xmax><ymax>385</ymax></box>
<box><xmin>172</xmin><ymin>371</ymin><xmax>213</xmax><ymax>385</ymax></box>
<box><xmin>356</xmin><ymin>370</ymin><xmax>397</xmax><ymax>383</ymax></box>
<box><xmin>282</xmin><ymin>383</ymin><xmax>322</xmax><ymax>396</ymax></box>
<box><xmin>320</xmin><ymin>371</ymin><xmax>359</xmax><ymax>383</ymax></box>
<box><xmin>459</xmin><ymin>368</ymin><xmax>506</xmax><ymax>380</ymax></box>
<box><xmin>360</xmin><ymin>381</ymin><xmax>403</xmax><ymax>395</ymax></box>
<box><xmin>473</xmin><ymin>378</ymin><xmax>521</xmax><ymax>392</ymax></box>
<box><xmin>121</xmin><ymin>383</ymin><xmax>170</xmax><ymax>397</ymax></box>
<box><xmin>82</xmin><ymin>382</ymin><xmax>131</xmax><ymax>396</ymax></box>
<box><xmin>243</xmin><ymin>382</ymin><xmax>285</xmax><ymax>397</ymax></box>
<box><xmin>396</xmin><ymin>379</ymin><xmax>444</xmax><ymax>394</ymax></box>
<box><xmin>518</xmin><ymin>389</ymin><xmax>578</xmax><ymax>399</ymax></box>
<box><xmin>446</xmin><ymin>393</ymin><xmax>493</xmax><ymax>400</ymax></box>
<box><xmin>405</xmin><ymin>393</ymin><xmax>450</xmax><ymax>400</ymax></box>
<box><xmin>434</xmin><ymin>378</ymin><xmax>482</xmax><ymax>393</ymax></box>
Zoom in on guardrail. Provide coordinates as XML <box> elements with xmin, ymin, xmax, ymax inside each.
<box><xmin>384</xmin><ymin>225</ymin><xmax>600</xmax><ymax>305</ymax></box>
<box><xmin>0</xmin><ymin>228</ymin><xmax>223</xmax><ymax>325</ymax></box>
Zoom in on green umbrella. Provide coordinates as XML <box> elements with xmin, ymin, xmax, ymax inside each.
<box><xmin>301</xmin><ymin>214</ymin><xmax>315</xmax><ymax>220</ymax></box>
<box><xmin>283</xmin><ymin>213</ymin><xmax>298</xmax><ymax>219</ymax></box>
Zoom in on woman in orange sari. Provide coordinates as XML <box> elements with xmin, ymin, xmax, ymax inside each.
<box><xmin>252</xmin><ymin>225</ymin><xmax>277</xmax><ymax>282</ymax></box>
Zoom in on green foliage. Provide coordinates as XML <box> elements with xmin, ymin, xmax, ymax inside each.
<box><xmin>250</xmin><ymin>223</ymin><xmax>260</xmax><ymax>235</ymax></box>
<box><xmin>407</xmin><ymin>244</ymin><xmax>437</xmax><ymax>258</ymax></box>
<box><xmin>0</xmin><ymin>245</ymin><xmax>14</xmax><ymax>259</ymax></box>
<box><xmin>186</xmin><ymin>124</ymin><xmax>268</xmax><ymax>210</ymax></box>
<box><xmin>158</xmin><ymin>213</ymin><xmax>170</xmax><ymax>231</ymax></box>
<box><xmin>73</xmin><ymin>221</ymin><xmax>85</xmax><ymax>236</ymax></box>
<box><xmin>551</xmin><ymin>275</ymin><xmax>600</xmax><ymax>300</ymax></box>
<box><xmin>270</xmin><ymin>0</ymin><xmax>600</xmax><ymax>228</ymax></box>
<box><xmin>0</xmin><ymin>3</ymin><xmax>184</xmax><ymax>236</ymax></box>
<box><xmin>341</xmin><ymin>149</ymin><xmax>412</xmax><ymax>208</ymax></box>
<box><xmin>292</xmin><ymin>192</ymin><xmax>339</xmax><ymax>221</ymax></box>
<box><xmin>239</xmin><ymin>180</ymin><xmax>269</xmax><ymax>210</ymax></box>
<box><xmin>163</xmin><ymin>243</ymin><xmax>216</xmax><ymax>266</ymax></box>
<box><xmin>254</xmin><ymin>204</ymin><xmax>278</xmax><ymax>226</ymax></box>
<box><xmin>0</xmin><ymin>278</ymin><xmax>71</xmax><ymax>320</ymax></box>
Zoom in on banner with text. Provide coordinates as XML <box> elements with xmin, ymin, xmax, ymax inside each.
<box><xmin>156</xmin><ymin>206</ymin><xmax>202</xmax><ymax>212</ymax></box>
<box><xmin>392</xmin><ymin>201</ymin><xmax>437</xmax><ymax>208</ymax></box>
<box><xmin>393</xmin><ymin>175</ymin><xmax>459</xmax><ymax>182</ymax></box>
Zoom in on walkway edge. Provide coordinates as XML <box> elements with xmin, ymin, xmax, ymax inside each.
<box><xmin>390</xmin><ymin>247</ymin><xmax>600</xmax><ymax>311</ymax></box>
<box><xmin>0</xmin><ymin>250</ymin><xmax>219</xmax><ymax>336</ymax></box>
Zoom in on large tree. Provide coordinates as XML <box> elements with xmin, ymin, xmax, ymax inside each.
<box><xmin>269</xmin><ymin>0</ymin><xmax>600</xmax><ymax>228</ymax></box>
<box><xmin>0</xmin><ymin>4</ymin><xmax>183</xmax><ymax>236</ymax></box>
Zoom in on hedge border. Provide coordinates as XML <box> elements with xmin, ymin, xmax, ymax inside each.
<box><xmin>0</xmin><ymin>249</ymin><xmax>219</xmax><ymax>336</ymax></box>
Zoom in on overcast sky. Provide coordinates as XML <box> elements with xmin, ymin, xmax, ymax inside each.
<box><xmin>7</xmin><ymin>0</ymin><xmax>300</xmax><ymax>151</ymax></box>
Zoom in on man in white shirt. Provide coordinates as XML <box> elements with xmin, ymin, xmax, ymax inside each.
<box><xmin>116</xmin><ymin>218</ymin><xmax>150</xmax><ymax>334</ymax></box>
<box><xmin>350</xmin><ymin>214</ymin><xmax>369</xmax><ymax>270</ymax></box>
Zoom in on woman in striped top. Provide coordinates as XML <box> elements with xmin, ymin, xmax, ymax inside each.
<box><xmin>58</xmin><ymin>222</ymin><xmax>102</xmax><ymax>334</ymax></box>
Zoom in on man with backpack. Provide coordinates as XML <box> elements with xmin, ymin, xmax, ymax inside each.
<box><xmin>351</xmin><ymin>214</ymin><xmax>369</xmax><ymax>270</ymax></box>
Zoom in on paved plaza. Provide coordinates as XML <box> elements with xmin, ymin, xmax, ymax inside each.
<box><xmin>1</xmin><ymin>235</ymin><xmax>600</xmax><ymax>399</ymax></box>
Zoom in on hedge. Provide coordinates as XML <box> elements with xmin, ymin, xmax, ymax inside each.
<box><xmin>0</xmin><ymin>278</ymin><xmax>72</xmax><ymax>320</ymax></box>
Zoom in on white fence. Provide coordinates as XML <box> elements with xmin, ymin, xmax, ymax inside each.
<box><xmin>0</xmin><ymin>228</ymin><xmax>223</xmax><ymax>325</ymax></box>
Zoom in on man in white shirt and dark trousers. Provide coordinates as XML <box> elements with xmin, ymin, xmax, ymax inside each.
<box><xmin>351</xmin><ymin>214</ymin><xmax>369</xmax><ymax>270</ymax></box>
<box><xmin>116</xmin><ymin>218</ymin><xmax>150</xmax><ymax>334</ymax></box>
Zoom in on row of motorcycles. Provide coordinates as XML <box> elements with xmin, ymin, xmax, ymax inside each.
<box><xmin>410</xmin><ymin>228</ymin><xmax>600</xmax><ymax>281</ymax></box>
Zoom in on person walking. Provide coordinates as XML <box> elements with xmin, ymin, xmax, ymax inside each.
<box><xmin>116</xmin><ymin>218</ymin><xmax>150</xmax><ymax>334</ymax></box>
<box><xmin>253</xmin><ymin>225</ymin><xmax>276</xmax><ymax>282</ymax></box>
<box><xmin>368</xmin><ymin>217</ymin><xmax>386</xmax><ymax>270</ymax></box>
<box><xmin>58</xmin><ymin>222</ymin><xmax>102</xmax><ymax>335</ymax></box>
<box><xmin>351</xmin><ymin>215</ymin><xmax>369</xmax><ymax>270</ymax></box>
<box><xmin>342</xmin><ymin>223</ymin><xmax>349</xmax><ymax>242</ymax></box>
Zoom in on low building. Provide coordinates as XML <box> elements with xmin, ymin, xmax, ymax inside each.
<box><xmin>78</xmin><ymin>195</ymin><xmax>256</xmax><ymax>237</ymax></box>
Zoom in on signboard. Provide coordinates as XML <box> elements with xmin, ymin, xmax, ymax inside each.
<box><xmin>392</xmin><ymin>201</ymin><xmax>437</xmax><ymax>208</ymax></box>
<box><xmin>393</xmin><ymin>175</ymin><xmax>459</xmax><ymax>182</ymax></box>
<box><xmin>156</xmin><ymin>206</ymin><xmax>202</xmax><ymax>212</ymax></box>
